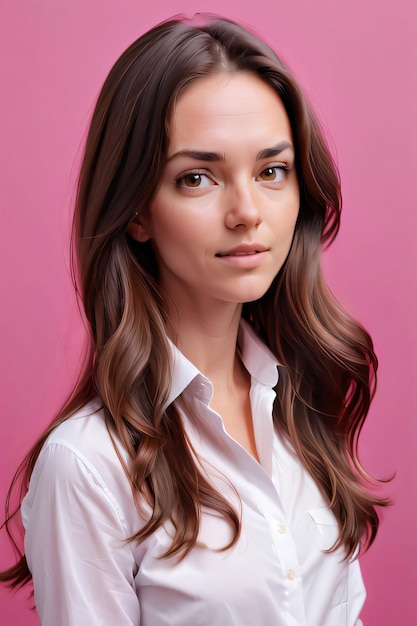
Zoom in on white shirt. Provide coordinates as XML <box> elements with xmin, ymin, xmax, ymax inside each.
<box><xmin>21</xmin><ymin>320</ymin><xmax>365</xmax><ymax>625</ymax></box>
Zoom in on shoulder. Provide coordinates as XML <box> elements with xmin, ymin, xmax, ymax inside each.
<box><xmin>43</xmin><ymin>398</ymin><xmax>132</xmax><ymax>490</ymax></box>
<box><xmin>47</xmin><ymin>398</ymin><xmax>108</xmax><ymax>443</ymax></box>
<box><xmin>23</xmin><ymin>400</ymin><xmax>137</xmax><ymax>531</ymax></box>
<box><xmin>46</xmin><ymin>400</ymin><xmax>117</xmax><ymax>459</ymax></box>
<box><xmin>42</xmin><ymin>400</ymin><xmax>127</xmax><ymax>480</ymax></box>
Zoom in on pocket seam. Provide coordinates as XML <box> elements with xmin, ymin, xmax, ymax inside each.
<box><xmin>307</xmin><ymin>506</ymin><xmax>338</xmax><ymax>526</ymax></box>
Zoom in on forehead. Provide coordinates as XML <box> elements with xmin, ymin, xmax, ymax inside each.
<box><xmin>167</xmin><ymin>71</ymin><xmax>293</xmax><ymax>154</ymax></box>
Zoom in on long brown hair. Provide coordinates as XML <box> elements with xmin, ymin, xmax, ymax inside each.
<box><xmin>1</xmin><ymin>15</ymin><xmax>388</xmax><ymax>589</ymax></box>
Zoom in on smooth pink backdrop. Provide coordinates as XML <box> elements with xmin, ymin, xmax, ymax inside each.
<box><xmin>1</xmin><ymin>1</ymin><xmax>416</xmax><ymax>624</ymax></box>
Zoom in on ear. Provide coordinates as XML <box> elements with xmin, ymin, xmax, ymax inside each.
<box><xmin>127</xmin><ymin>215</ymin><xmax>151</xmax><ymax>243</ymax></box>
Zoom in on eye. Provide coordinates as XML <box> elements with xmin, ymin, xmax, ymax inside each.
<box><xmin>176</xmin><ymin>171</ymin><xmax>214</xmax><ymax>188</ymax></box>
<box><xmin>257</xmin><ymin>165</ymin><xmax>288</xmax><ymax>183</ymax></box>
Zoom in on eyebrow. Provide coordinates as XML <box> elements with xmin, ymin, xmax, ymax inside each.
<box><xmin>167</xmin><ymin>150</ymin><xmax>223</xmax><ymax>162</ymax></box>
<box><xmin>167</xmin><ymin>141</ymin><xmax>294</xmax><ymax>163</ymax></box>
<box><xmin>256</xmin><ymin>141</ymin><xmax>294</xmax><ymax>160</ymax></box>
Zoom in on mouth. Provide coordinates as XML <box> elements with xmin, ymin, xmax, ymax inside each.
<box><xmin>215</xmin><ymin>245</ymin><xmax>268</xmax><ymax>258</ymax></box>
<box><xmin>216</xmin><ymin>251</ymin><xmax>259</xmax><ymax>257</ymax></box>
<box><xmin>214</xmin><ymin>245</ymin><xmax>269</xmax><ymax>268</ymax></box>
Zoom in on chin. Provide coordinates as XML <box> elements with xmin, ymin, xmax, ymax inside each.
<box><xmin>228</xmin><ymin>284</ymin><xmax>274</xmax><ymax>305</ymax></box>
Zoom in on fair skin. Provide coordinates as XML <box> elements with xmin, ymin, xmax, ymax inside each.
<box><xmin>129</xmin><ymin>71</ymin><xmax>299</xmax><ymax>458</ymax></box>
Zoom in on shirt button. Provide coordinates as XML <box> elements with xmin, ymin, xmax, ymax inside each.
<box><xmin>287</xmin><ymin>569</ymin><xmax>296</xmax><ymax>581</ymax></box>
<box><xmin>277</xmin><ymin>524</ymin><xmax>287</xmax><ymax>534</ymax></box>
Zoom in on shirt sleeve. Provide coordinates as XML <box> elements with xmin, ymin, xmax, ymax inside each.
<box><xmin>22</xmin><ymin>442</ymin><xmax>140</xmax><ymax>626</ymax></box>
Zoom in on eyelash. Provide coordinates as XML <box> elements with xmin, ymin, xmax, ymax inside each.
<box><xmin>174</xmin><ymin>162</ymin><xmax>293</xmax><ymax>188</ymax></box>
<box><xmin>259</xmin><ymin>163</ymin><xmax>292</xmax><ymax>179</ymax></box>
<box><xmin>274</xmin><ymin>162</ymin><xmax>292</xmax><ymax>173</ymax></box>
<box><xmin>175</xmin><ymin>169</ymin><xmax>212</xmax><ymax>187</ymax></box>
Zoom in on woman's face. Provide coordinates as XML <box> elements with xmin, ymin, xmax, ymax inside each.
<box><xmin>130</xmin><ymin>71</ymin><xmax>299</xmax><ymax>313</ymax></box>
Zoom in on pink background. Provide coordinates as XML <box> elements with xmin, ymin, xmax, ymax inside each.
<box><xmin>1</xmin><ymin>1</ymin><xmax>416</xmax><ymax>624</ymax></box>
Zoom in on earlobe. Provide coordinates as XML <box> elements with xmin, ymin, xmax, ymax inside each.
<box><xmin>127</xmin><ymin>217</ymin><xmax>151</xmax><ymax>243</ymax></box>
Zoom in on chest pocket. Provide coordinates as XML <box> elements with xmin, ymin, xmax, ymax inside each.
<box><xmin>307</xmin><ymin>506</ymin><xmax>349</xmax><ymax>609</ymax></box>
<box><xmin>307</xmin><ymin>506</ymin><xmax>340</xmax><ymax>551</ymax></box>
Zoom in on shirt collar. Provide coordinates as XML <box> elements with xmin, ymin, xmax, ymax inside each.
<box><xmin>165</xmin><ymin>339</ymin><xmax>203</xmax><ymax>409</ymax></box>
<box><xmin>165</xmin><ymin>319</ymin><xmax>279</xmax><ymax>409</ymax></box>
<box><xmin>237</xmin><ymin>319</ymin><xmax>280</xmax><ymax>387</ymax></box>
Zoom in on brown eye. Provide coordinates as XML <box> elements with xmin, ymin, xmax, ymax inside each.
<box><xmin>260</xmin><ymin>167</ymin><xmax>276</xmax><ymax>180</ymax></box>
<box><xmin>176</xmin><ymin>172</ymin><xmax>214</xmax><ymax>189</ymax></box>
<box><xmin>258</xmin><ymin>166</ymin><xmax>285</xmax><ymax>182</ymax></box>
<box><xmin>183</xmin><ymin>173</ymin><xmax>202</xmax><ymax>187</ymax></box>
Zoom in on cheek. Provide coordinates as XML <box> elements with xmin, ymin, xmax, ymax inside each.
<box><xmin>287</xmin><ymin>191</ymin><xmax>300</xmax><ymax>235</ymax></box>
<box><xmin>275</xmin><ymin>204</ymin><xmax>299</xmax><ymax>244</ymax></box>
<box><xmin>152</xmin><ymin>213</ymin><xmax>200</xmax><ymax>247</ymax></box>
<box><xmin>149</xmin><ymin>189</ymin><xmax>219</xmax><ymax>248</ymax></box>
<box><xmin>270</xmin><ymin>182</ymin><xmax>300</xmax><ymax>235</ymax></box>
<box><xmin>146</xmin><ymin>194</ymin><xmax>180</xmax><ymax>244</ymax></box>
<box><xmin>147</xmin><ymin>203</ymin><xmax>206</xmax><ymax>262</ymax></box>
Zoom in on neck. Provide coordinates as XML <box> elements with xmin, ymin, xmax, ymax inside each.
<box><xmin>165</xmin><ymin>298</ymin><xmax>243</xmax><ymax>389</ymax></box>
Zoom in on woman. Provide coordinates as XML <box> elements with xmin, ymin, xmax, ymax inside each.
<box><xmin>1</xmin><ymin>15</ymin><xmax>388</xmax><ymax>625</ymax></box>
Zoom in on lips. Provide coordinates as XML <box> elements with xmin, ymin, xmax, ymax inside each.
<box><xmin>215</xmin><ymin>244</ymin><xmax>268</xmax><ymax>257</ymax></box>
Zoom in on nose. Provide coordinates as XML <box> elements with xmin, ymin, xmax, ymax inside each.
<box><xmin>224</xmin><ymin>180</ymin><xmax>261</xmax><ymax>230</ymax></box>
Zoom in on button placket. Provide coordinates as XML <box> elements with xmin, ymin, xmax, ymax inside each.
<box><xmin>263</xmin><ymin>512</ymin><xmax>299</xmax><ymax>590</ymax></box>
